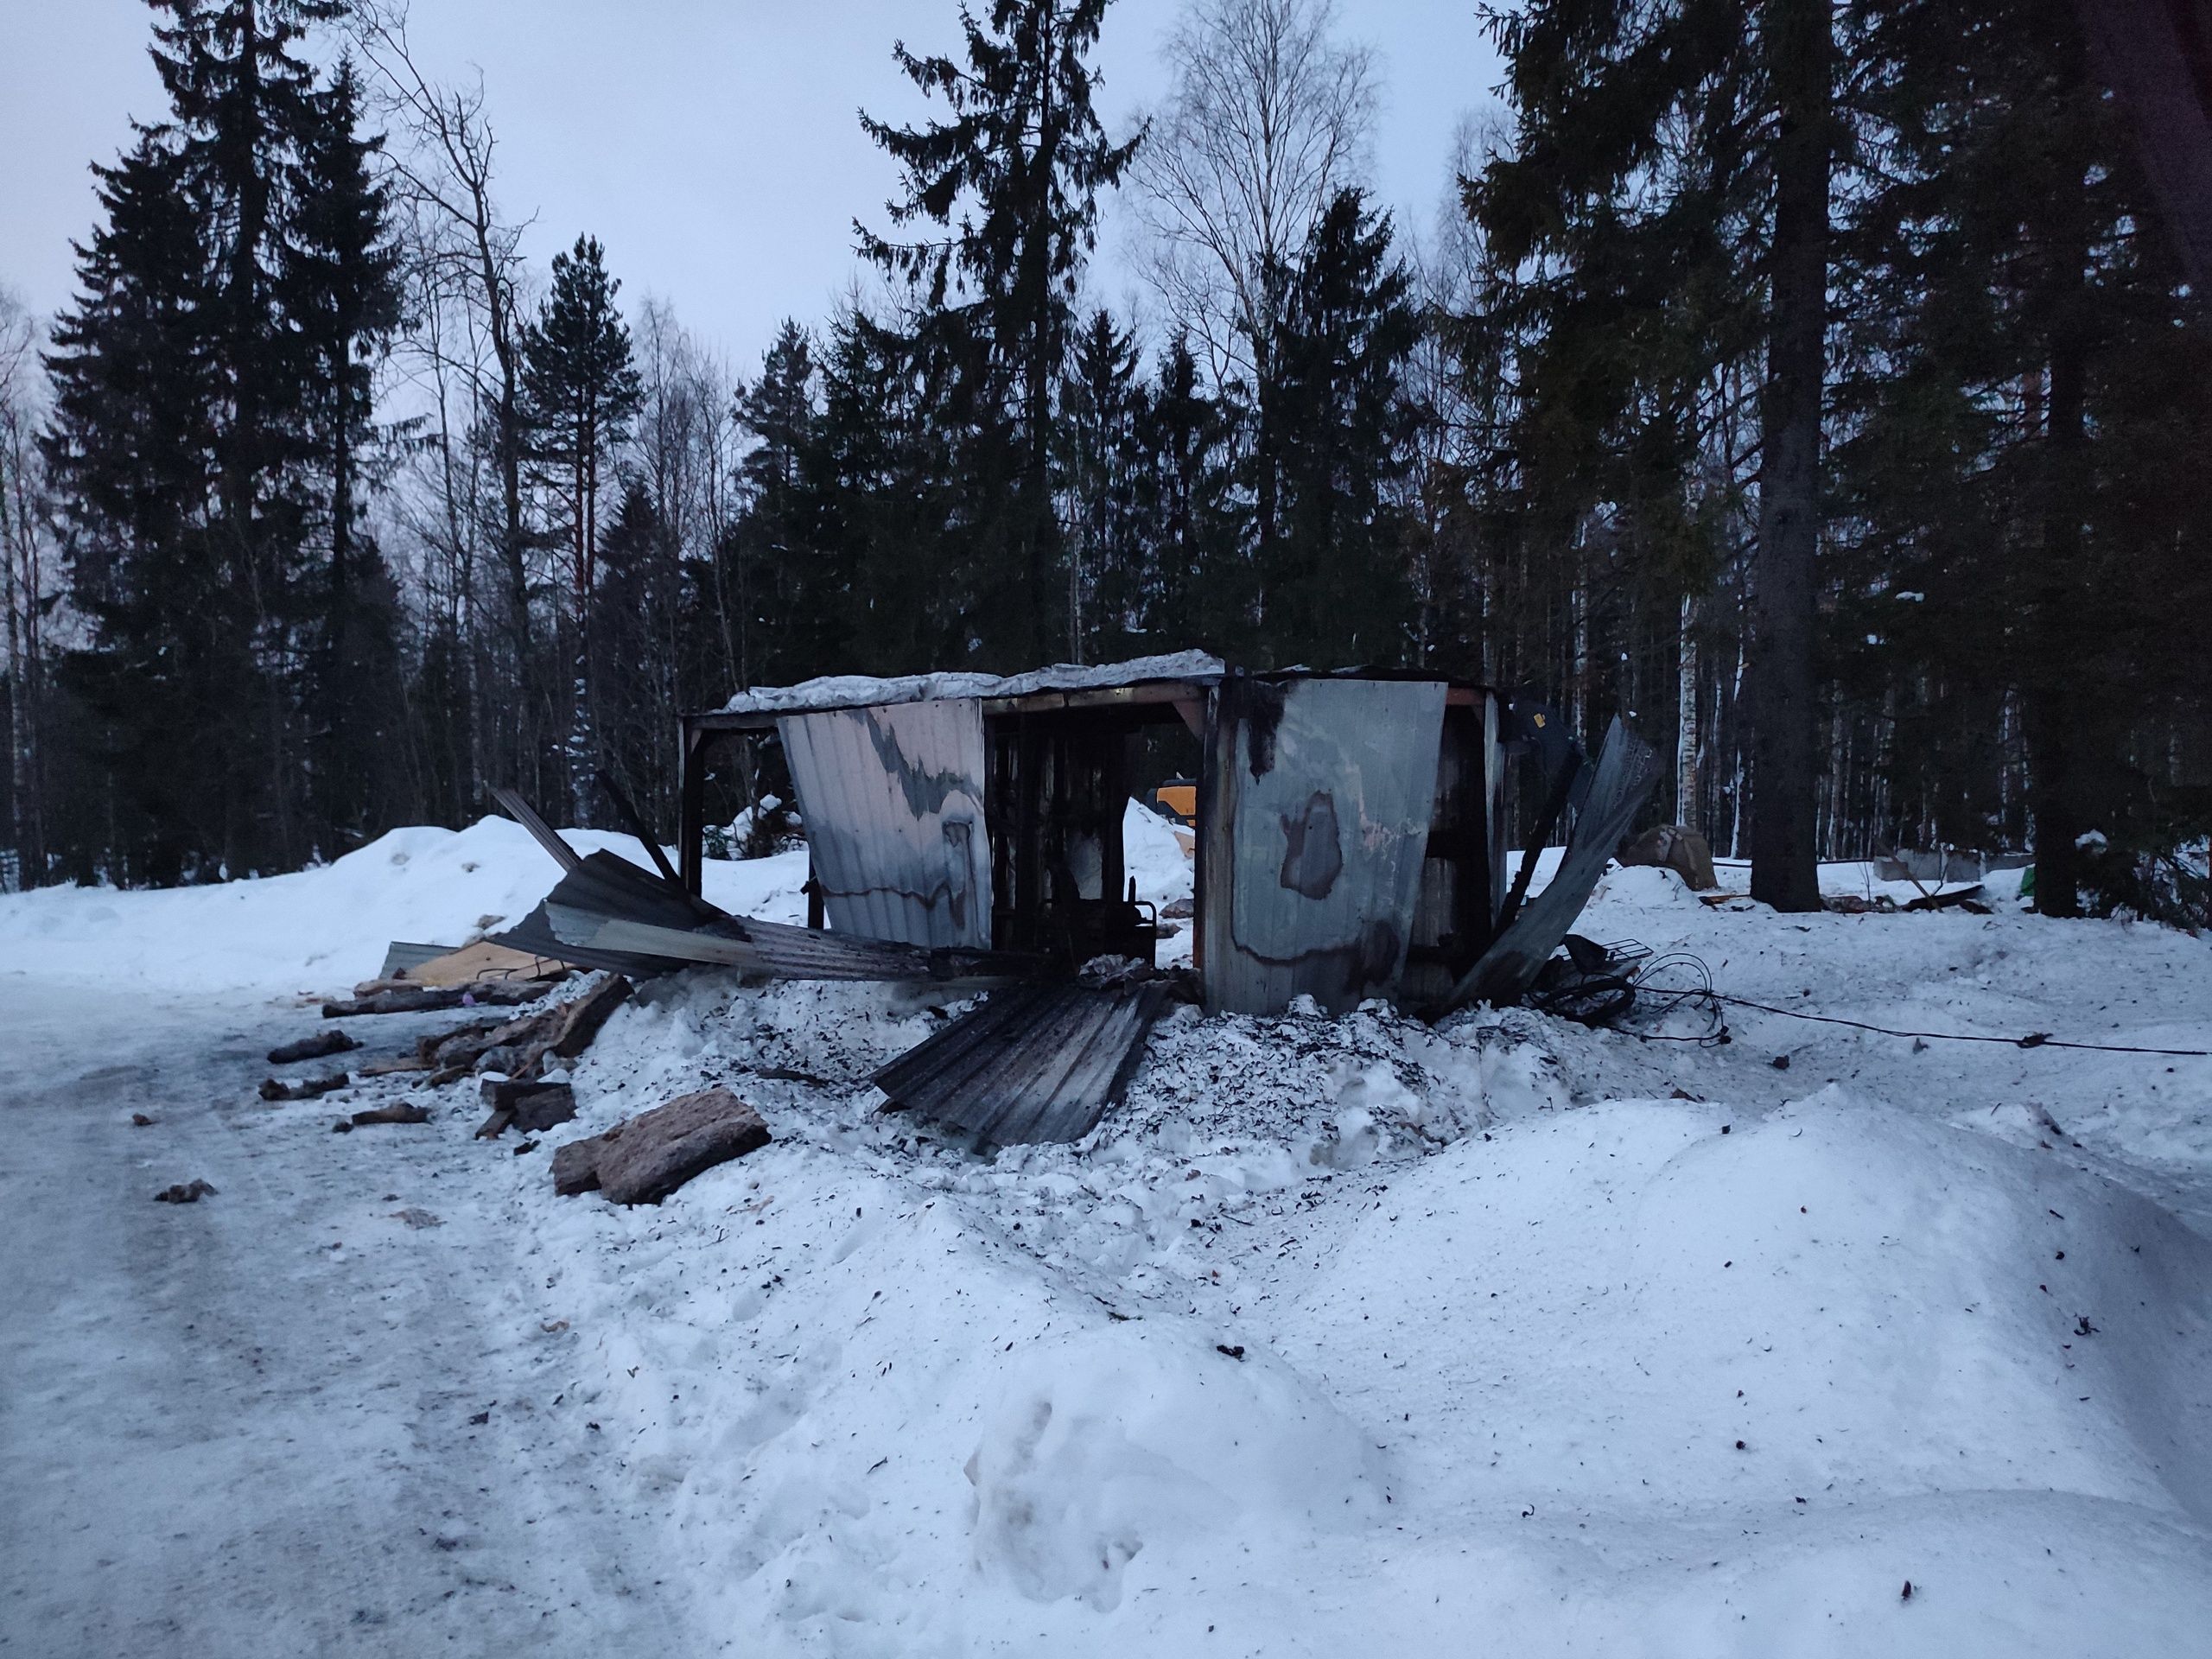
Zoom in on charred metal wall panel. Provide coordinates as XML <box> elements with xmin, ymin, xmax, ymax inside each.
<box><xmin>1448</xmin><ymin>715</ymin><xmax>1662</xmax><ymax>1010</ymax></box>
<box><xmin>1200</xmin><ymin>677</ymin><xmax>1449</xmax><ymax>1015</ymax></box>
<box><xmin>1402</xmin><ymin>696</ymin><xmax>1503</xmax><ymax>1010</ymax></box>
<box><xmin>779</xmin><ymin>700</ymin><xmax>994</xmax><ymax>949</ymax></box>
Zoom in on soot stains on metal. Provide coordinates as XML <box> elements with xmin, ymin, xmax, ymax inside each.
<box><xmin>854</xmin><ymin>705</ymin><xmax>973</xmax><ymax>821</ymax></box>
<box><xmin>1241</xmin><ymin>680</ymin><xmax>1290</xmax><ymax>780</ymax></box>
<box><xmin>1277</xmin><ymin>791</ymin><xmax>1344</xmax><ymax>899</ymax></box>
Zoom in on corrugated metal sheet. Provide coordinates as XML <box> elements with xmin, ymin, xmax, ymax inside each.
<box><xmin>543</xmin><ymin>905</ymin><xmax>1031</xmax><ymax>982</ymax></box>
<box><xmin>496</xmin><ymin>848</ymin><xmax>1035</xmax><ymax>983</ymax></box>
<box><xmin>1446</xmin><ymin>715</ymin><xmax>1663</xmax><ymax>1011</ymax></box>
<box><xmin>1200</xmin><ymin>677</ymin><xmax>1449</xmax><ymax>1015</ymax></box>
<box><xmin>779</xmin><ymin>699</ymin><xmax>994</xmax><ymax>949</ymax></box>
<box><xmin>493</xmin><ymin>850</ymin><xmax>733</xmax><ymax>976</ymax></box>
<box><xmin>871</xmin><ymin>981</ymin><xmax>1173</xmax><ymax>1145</ymax></box>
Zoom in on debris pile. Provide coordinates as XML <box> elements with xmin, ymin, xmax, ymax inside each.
<box><xmin>354</xmin><ymin>938</ymin><xmax>570</xmax><ymax>995</ymax></box>
<box><xmin>321</xmin><ymin>981</ymin><xmax>546</xmax><ymax>1019</ymax></box>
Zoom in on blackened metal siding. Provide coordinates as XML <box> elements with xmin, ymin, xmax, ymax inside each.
<box><xmin>1447</xmin><ymin>715</ymin><xmax>1662</xmax><ymax>1010</ymax></box>
<box><xmin>779</xmin><ymin>699</ymin><xmax>995</xmax><ymax>949</ymax></box>
<box><xmin>1200</xmin><ymin>677</ymin><xmax>1449</xmax><ymax>1015</ymax></box>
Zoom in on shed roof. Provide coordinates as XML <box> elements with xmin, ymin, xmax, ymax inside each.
<box><xmin>709</xmin><ymin>651</ymin><xmax>1224</xmax><ymax>721</ymax></box>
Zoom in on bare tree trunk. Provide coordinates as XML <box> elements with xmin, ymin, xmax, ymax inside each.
<box><xmin>0</xmin><ymin>321</ymin><xmax>46</xmax><ymax>886</ymax></box>
<box><xmin>355</xmin><ymin>3</ymin><xmax>534</xmax><ymax>801</ymax></box>
<box><xmin>1675</xmin><ymin>593</ymin><xmax>1700</xmax><ymax>831</ymax></box>
<box><xmin>1747</xmin><ymin>0</ymin><xmax>1829</xmax><ymax>912</ymax></box>
<box><xmin>2027</xmin><ymin>302</ymin><xmax>2087</xmax><ymax>915</ymax></box>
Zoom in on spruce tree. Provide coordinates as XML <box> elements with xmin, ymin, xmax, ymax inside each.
<box><xmin>734</xmin><ymin>321</ymin><xmax>830</xmax><ymax>688</ymax></box>
<box><xmin>43</xmin><ymin>135</ymin><xmax>220</xmax><ymax>883</ymax></box>
<box><xmin>1144</xmin><ymin>332</ymin><xmax>1242</xmax><ymax>652</ymax></box>
<box><xmin>521</xmin><ymin>233</ymin><xmax>642</xmax><ymax>814</ymax></box>
<box><xmin>859</xmin><ymin>0</ymin><xmax>1140</xmax><ymax>665</ymax></box>
<box><xmin>45</xmin><ymin>0</ymin><xmax>347</xmax><ymax>879</ymax></box>
<box><xmin>1265</xmin><ymin>188</ymin><xmax>1421</xmax><ymax>666</ymax></box>
<box><xmin>286</xmin><ymin>57</ymin><xmax>404</xmax><ymax>852</ymax></box>
<box><xmin>815</xmin><ymin>307</ymin><xmax>967</xmax><ymax>677</ymax></box>
<box><xmin>1058</xmin><ymin>308</ymin><xmax>1144</xmax><ymax>660</ymax></box>
<box><xmin>1467</xmin><ymin>0</ymin><xmax>1827</xmax><ymax>906</ymax></box>
<box><xmin>1835</xmin><ymin>0</ymin><xmax>2212</xmax><ymax>915</ymax></box>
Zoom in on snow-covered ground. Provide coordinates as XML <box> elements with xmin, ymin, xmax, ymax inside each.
<box><xmin>3</xmin><ymin>822</ymin><xmax>2210</xmax><ymax>1656</ymax></box>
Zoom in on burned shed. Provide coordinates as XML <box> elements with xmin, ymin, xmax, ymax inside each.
<box><xmin>677</xmin><ymin>654</ymin><xmax>1599</xmax><ymax>1020</ymax></box>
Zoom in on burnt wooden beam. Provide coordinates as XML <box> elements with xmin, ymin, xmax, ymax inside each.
<box><xmin>678</xmin><ymin>721</ymin><xmax>711</xmax><ymax>897</ymax></box>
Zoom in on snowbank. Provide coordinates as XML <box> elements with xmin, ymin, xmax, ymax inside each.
<box><xmin>0</xmin><ymin>800</ymin><xmax>1185</xmax><ymax>999</ymax></box>
<box><xmin>445</xmin><ymin>961</ymin><xmax>2212</xmax><ymax>1653</ymax></box>
<box><xmin>7</xmin><ymin>805</ymin><xmax>2212</xmax><ymax>1653</ymax></box>
<box><xmin>0</xmin><ymin>817</ymin><xmax>809</xmax><ymax>997</ymax></box>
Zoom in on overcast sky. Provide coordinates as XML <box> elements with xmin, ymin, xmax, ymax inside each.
<box><xmin>0</xmin><ymin>1</ymin><xmax>1504</xmax><ymax>375</ymax></box>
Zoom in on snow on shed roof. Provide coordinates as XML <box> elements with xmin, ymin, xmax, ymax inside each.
<box><xmin>716</xmin><ymin>650</ymin><xmax>1225</xmax><ymax>717</ymax></box>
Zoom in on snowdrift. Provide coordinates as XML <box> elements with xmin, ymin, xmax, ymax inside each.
<box><xmin>3</xmin><ymin>819</ymin><xmax>2209</xmax><ymax>1654</ymax></box>
<box><xmin>0</xmin><ymin>802</ymin><xmax>1195</xmax><ymax>997</ymax></box>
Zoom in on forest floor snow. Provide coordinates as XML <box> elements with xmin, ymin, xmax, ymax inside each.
<box><xmin>3</xmin><ymin>822</ymin><xmax>2211</xmax><ymax>1655</ymax></box>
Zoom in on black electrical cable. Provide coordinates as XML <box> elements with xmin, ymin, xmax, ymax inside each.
<box><xmin>1706</xmin><ymin>993</ymin><xmax>2210</xmax><ymax>1058</ymax></box>
<box><xmin>1605</xmin><ymin>947</ymin><xmax>2210</xmax><ymax>1058</ymax></box>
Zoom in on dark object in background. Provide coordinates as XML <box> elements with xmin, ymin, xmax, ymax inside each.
<box><xmin>154</xmin><ymin>1179</ymin><xmax>217</xmax><ymax>1203</ymax></box>
<box><xmin>1618</xmin><ymin>825</ymin><xmax>1718</xmax><ymax>892</ymax></box>
<box><xmin>2075</xmin><ymin>0</ymin><xmax>2212</xmax><ymax>285</ymax></box>
<box><xmin>1523</xmin><ymin>936</ymin><xmax>1649</xmax><ymax>1027</ymax></box>
<box><xmin>336</xmin><ymin>1103</ymin><xmax>431</xmax><ymax>1131</ymax></box>
<box><xmin>476</xmin><ymin>1079</ymin><xmax>576</xmax><ymax>1138</ymax></box>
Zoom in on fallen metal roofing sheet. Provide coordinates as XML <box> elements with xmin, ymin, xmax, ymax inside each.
<box><xmin>496</xmin><ymin>848</ymin><xmax>1034</xmax><ymax>983</ymax></box>
<box><xmin>779</xmin><ymin>698</ymin><xmax>995</xmax><ymax>950</ymax></box>
<box><xmin>491</xmin><ymin>849</ymin><xmax>734</xmax><ymax>976</ymax></box>
<box><xmin>1201</xmin><ymin>676</ymin><xmax>1449</xmax><ymax>1015</ymax></box>
<box><xmin>543</xmin><ymin>904</ymin><xmax>1031</xmax><ymax>982</ymax></box>
<box><xmin>1445</xmin><ymin>715</ymin><xmax>1663</xmax><ymax>1011</ymax></box>
<box><xmin>871</xmin><ymin>980</ymin><xmax>1173</xmax><ymax>1145</ymax></box>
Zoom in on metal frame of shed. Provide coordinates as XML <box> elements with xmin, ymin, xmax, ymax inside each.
<box><xmin>679</xmin><ymin>664</ymin><xmax>1511</xmax><ymax>1017</ymax></box>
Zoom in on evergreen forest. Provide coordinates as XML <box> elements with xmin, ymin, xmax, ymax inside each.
<box><xmin>3</xmin><ymin>0</ymin><xmax>2208</xmax><ymax>923</ymax></box>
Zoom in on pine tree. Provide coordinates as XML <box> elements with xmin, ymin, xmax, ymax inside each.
<box><xmin>521</xmin><ymin>233</ymin><xmax>642</xmax><ymax>815</ymax></box>
<box><xmin>859</xmin><ymin>0</ymin><xmax>1140</xmax><ymax>665</ymax></box>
